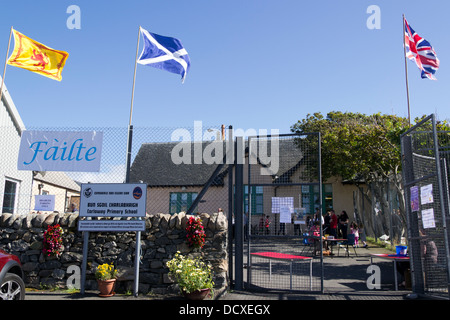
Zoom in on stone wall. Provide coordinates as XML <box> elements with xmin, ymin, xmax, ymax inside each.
<box><xmin>0</xmin><ymin>212</ymin><xmax>228</xmax><ymax>297</ymax></box>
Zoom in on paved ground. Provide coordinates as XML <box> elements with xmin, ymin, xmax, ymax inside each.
<box><xmin>24</xmin><ymin>244</ymin><xmax>440</xmax><ymax>301</ymax></box>
<box><xmin>24</xmin><ymin>245</ymin><xmax>446</xmax><ymax>318</ymax></box>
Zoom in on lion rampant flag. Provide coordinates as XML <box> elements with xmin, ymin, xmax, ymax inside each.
<box><xmin>7</xmin><ymin>29</ymin><xmax>68</xmax><ymax>81</ymax></box>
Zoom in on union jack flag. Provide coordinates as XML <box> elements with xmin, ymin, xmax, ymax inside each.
<box><xmin>404</xmin><ymin>17</ymin><xmax>440</xmax><ymax>80</ymax></box>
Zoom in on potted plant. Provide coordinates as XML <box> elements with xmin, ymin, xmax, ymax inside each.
<box><xmin>166</xmin><ymin>251</ymin><xmax>214</xmax><ymax>300</ymax></box>
<box><xmin>95</xmin><ymin>263</ymin><xmax>118</xmax><ymax>297</ymax></box>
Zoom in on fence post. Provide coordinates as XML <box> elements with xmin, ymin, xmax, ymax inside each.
<box><xmin>432</xmin><ymin>116</ymin><xmax>450</xmax><ymax>298</ymax></box>
<box><xmin>125</xmin><ymin>125</ymin><xmax>133</xmax><ymax>183</ymax></box>
<box><xmin>227</xmin><ymin>126</ymin><xmax>234</xmax><ymax>288</ymax></box>
<box><xmin>234</xmin><ymin>136</ymin><xmax>244</xmax><ymax>290</ymax></box>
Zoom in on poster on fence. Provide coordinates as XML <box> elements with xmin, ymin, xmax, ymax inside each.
<box><xmin>420</xmin><ymin>184</ymin><xmax>433</xmax><ymax>205</ymax></box>
<box><xmin>422</xmin><ymin>208</ymin><xmax>436</xmax><ymax>229</ymax></box>
<box><xmin>272</xmin><ymin>197</ymin><xmax>294</xmax><ymax>223</ymax></box>
<box><xmin>410</xmin><ymin>186</ymin><xmax>419</xmax><ymax>212</ymax></box>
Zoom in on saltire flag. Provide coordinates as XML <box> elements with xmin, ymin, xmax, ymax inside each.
<box><xmin>404</xmin><ymin>17</ymin><xmax>440</xmax><ymax>80</ymax></box>
<box><xmin>137</xmin><ymin>27</ymin><xmax>190</xmax><ymax>83</ymax></box>
<box><xmin>7</xmin><ymin>29</ymin><xmax>69</xmax><ymax>81</ymax></box>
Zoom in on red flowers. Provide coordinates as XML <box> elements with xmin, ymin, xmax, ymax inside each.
<box><xmin>185</xmin><ymin>217</ymin><xmax>206</xmax><ymax>249</ymax></box>
<box><xmin>43</xmin><ymin>224</ymin><xmax>64</xmax><ymax>257</ymax></box>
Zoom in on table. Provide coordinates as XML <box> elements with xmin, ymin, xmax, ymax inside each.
<box><xmin>323</xmin><ymin>238</ymin><xmax>346</xmax><ymax>256</ymax></box>
<box><xmin>370</xmin><ymin>253</ymin><xmax>410</xmax><ymax>291</ymax></box>
<box><xmin>250</xmin><ymin>252</ymin><xmax>313</xmax><ymax>290</ymax></box>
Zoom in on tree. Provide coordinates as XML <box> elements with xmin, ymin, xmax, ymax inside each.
<box><xmin>291</xmin><ymin>111</ymin><xmax>410</xmax><ymax>239</ymax></box>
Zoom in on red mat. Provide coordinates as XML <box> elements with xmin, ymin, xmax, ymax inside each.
<box><xmin>251</xmin><ymin>252</ymin><xmax>311</xmax><ymax>260</ymax></box>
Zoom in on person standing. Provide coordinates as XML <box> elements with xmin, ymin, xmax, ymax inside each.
<box><xmin>264</xmin><ymin>215</ymin><xmax>271</xmax><ymax>235</ymax></box>
<box><xmin>338</xmin><ymin>210</ymin><xmax>349</xmax><ymax>239</ymax></box>
<box><xmin>329</xmin><ymin>210</ymin><xmax>338</xmax><ymax>238</ymax></box>
<box><xmin>350</xmin><ymin>221</ymin><xmax>359</xmax><ymax>247</ymax></box>
<box><xmin>323</xmin><ymin>211</ymin><xmax>331</xmax><ymax>235</ymax></box>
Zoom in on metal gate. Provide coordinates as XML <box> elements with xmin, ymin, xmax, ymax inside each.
<box><xmin>401</xmin><ymin>114</ymin><xmax>450</xmax><ymax>299</ymax></box>
<box><xmin>245</xmin><ymin>133</ymin><xmax>323</xmax><ymax>292</ymax></box>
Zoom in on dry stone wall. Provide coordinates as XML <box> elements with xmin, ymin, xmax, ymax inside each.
<box><xmin>0</xmin><ymin>211</ymin><xmax>228</xmax><ymax>296</ymax></box>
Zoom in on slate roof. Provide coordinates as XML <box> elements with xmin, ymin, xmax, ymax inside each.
<box><xmin>33</xmin><ymin>171</ymin><xmax>81</xmax><ymax>192</ymax></box>
<box><xmin>129</xmin><ymin>138</ymin><xmax>308</xmax><ymax>187</ymax></box>
<box><xmin>129</xmin><ymin>141</ymin><xmax>229</xmax><ymax>187</ymax></box>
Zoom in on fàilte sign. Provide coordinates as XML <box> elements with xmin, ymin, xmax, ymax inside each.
<box><xmin>17</xmin><ymin>130</ymin><xmax>103</xmax><ymax>172</ymax></box>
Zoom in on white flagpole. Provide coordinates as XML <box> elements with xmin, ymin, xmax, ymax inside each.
<box><xmin>129</xmin><ymin>26</ymin><xmax>141</xmax><ymax>128</ymax></box>
<box><xmin>402</xmin><ymin>15</ymin><xmax>411</xmax><ymax>126</ymax></box>
<box><xmin>0</xmin><ymin>26</ymin><xmax>13</xmax><ymax>104</ymax></box>
<box><xmin>126</xmin><ymin>26</ymin><xmax>142</xmax><ymax>299</ymax></box>
<box><xmin>125</xmin><ymin>26</ymin><xmax>141</xmax><ymax>183</ymax></box>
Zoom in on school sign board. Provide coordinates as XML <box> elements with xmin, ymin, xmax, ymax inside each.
<box><xmin>78</xmin><ymin>183</ymin><xmax>147</xmax><ymax>231</ymax></box>
<box><xmin>78</xmin><ymin>183</ymin><xmax>147</xmax><ymax>296</ymax></box>
<box><xmin>17</xmin><ymin>130</ymin><xmax>103</xmax><ymax>172</ymax></box>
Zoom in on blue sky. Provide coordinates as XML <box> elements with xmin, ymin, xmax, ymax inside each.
<box><xmin>0</xmin><ymin>0</ymin><xmax>449</xmax><ymax>135</ymax></box>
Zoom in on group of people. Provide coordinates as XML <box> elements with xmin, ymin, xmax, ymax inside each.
<box><xmin>306</xmin><ymin>209</ymin><xmax>367</xmax><ymax>248</ymax></box>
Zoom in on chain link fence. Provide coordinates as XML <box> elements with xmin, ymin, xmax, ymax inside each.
<box><xmin>401</xmin><ymin>114</ymin><xmax>450</xmax><ymax>299</ymax></box>
<box><xmin>0</xmin><ymin>124</ymin><xmax>227</xmax><ymax>217</ymax></box>
<box><xmin>246</xmin><ymin>133</ymin><xmax>323</xmax><ymax>292</ymax></box>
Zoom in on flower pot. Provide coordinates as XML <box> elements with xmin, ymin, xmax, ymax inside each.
<box><xmin>182</xmin><ymin>288</ymin><xmax>211</xmax><ymax>300</ymax></box>
<box><xmin>97</xmin><ymin>279</ymin><xmax>116</xmax><ymax>297</ymax></box>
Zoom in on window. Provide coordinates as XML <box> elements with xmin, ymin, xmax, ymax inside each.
<box><xmin>244</xmin><ymin>185</ymin><xmax>264</xmax><ymax>215</ymax></box>
<box><xmin>2</xmin><ymin>179</ymin><xmax>18</xmax><ymax>214</ymax></box>
<box><xmin>301</xmin><ymin>184</ymin><xmax>333</xmax><ymax>215</ymax></box>
<box><xmin>169</xmin><ymin>192</ymin><xmax>198</xmax><ymax>214</ymax></box>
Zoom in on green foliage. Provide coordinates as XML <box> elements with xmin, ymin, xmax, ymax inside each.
<box><xmin>166</xmin><ymin>251</ymin><xmax>214</xmax><ymax>295</ymax></box>
<box><xmin>291</xmin><ymin>111</ymin><xmax>410</xmax><ymax>182</ymax></box>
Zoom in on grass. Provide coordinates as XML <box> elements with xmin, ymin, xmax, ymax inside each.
<box><xmin>26</xmin><ymin>286</ymin><xmax>80</xmax><ymax>294</ymax></box>
<box><xmin>366</xmin><ymin>236</ymin><xmax>399</xmax><ymax>253</ymax></box>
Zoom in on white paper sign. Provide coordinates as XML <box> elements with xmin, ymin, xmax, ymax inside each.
<box><xmin>271</xmin><ymin>197</ymin><xmax>294</xmax><ymax>213</ymax></box>
<box><xmin>34</xmin><ymin>195</ymin><xmax>55</xmax><ymax>211</ymax></box>
<box><xmin>422</xmin><ymin>208</ymin><xmax>436</xmax><ymax>229</ymax></box>
<box><xmin>420</xmin><ymin>184</ymin><xmax>433</xmax><ymax>205</ymax></box>
<box><xmin>280</xmin><ymin>206</ymin><xmax>292</xmax><ymax>224</ymax></box>
<box><xmin>18</xmin><ymin>130</ymin><xmax>103</xmax><ymax>172</ymax></box>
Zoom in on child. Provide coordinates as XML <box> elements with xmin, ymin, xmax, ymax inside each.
<box><xmin>350</xmin><ymin>221</ymin><xmax>359</xmax><ymax>247</ymax></box>
<box><xmin>358</xmin><ymin>223</ymin><xmax>368</xmax><ymax>248</ymax></box>
<box><xmin>265</xmin><ymin>215</ymin><xmax>271</xmax><ymax>235</ymax></box>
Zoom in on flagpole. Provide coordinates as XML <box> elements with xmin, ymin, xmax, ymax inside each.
<box><xmin>0</xmin><ymin>26</ymin><xmax>13</xmax><ymax>104</ymax></box>
<box><xmin>125</xmin><ymin>26</ymin><xmax>141</xmax><ymax>183</ymax></box>
<box><xmin>129</xmin><ymin>26</ymin><xmax>141</xmax><ymax>128</ymax></box>
<box><xmin>126</xmin><ymin>26</ymin><xmax>142</xmax><ymax>299</ymax></box>
<box><xmin>402</xmin><ymin>15</ymin><xmax>411</xmax><ymax>126</ymax></box>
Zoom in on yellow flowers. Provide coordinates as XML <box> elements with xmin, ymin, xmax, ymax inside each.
<box><xmin>166</xmin><ymin>251</ymin><xmax>214</xmax><ymax>295</ymax></box>
<box><xmin>95</xmin><ymin>263</ymin><xmax>118</xmax><ymax>281</ymax></box>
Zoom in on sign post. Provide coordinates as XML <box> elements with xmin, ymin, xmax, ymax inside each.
<box><xmin>78</xmin><ymin>183</ymin><xmax>147</xmax><ymax>296</ymax></box>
